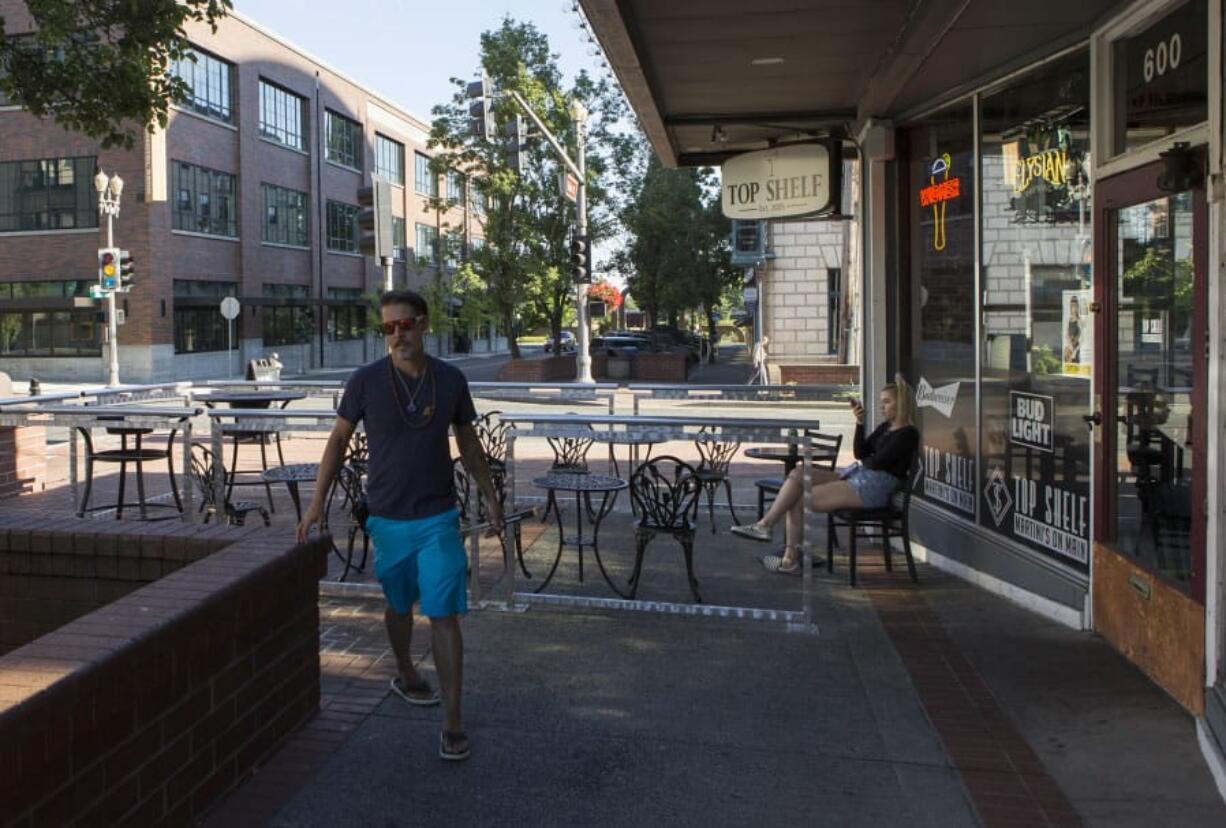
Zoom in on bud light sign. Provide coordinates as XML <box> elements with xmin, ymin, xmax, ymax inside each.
<box><xmin>1009</xmin><ymin>391</ymin><xmax>1054</xmax><ymax>453</ymax></box>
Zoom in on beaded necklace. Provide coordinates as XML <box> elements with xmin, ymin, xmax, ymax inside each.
<box><xmin>387</xmin><ymin>356</ymin><xmax>436</xmax><ymax>428</ymax></box>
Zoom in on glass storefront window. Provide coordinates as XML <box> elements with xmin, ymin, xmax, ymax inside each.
<box><xmin>979</xmin><ymin>51</ymin><xmax>1092</xmax><ymax>569</ymax></box>
<box><xmin>906</xmin><ymin>104</ymin><xmax>977</xmax><ymax>518</ymax></box>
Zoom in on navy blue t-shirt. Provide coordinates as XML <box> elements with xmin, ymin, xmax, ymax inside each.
<box><xmin>337</xmin><ymin>355</ymin><xmax>477</xmax><ymax>521</ymax></box>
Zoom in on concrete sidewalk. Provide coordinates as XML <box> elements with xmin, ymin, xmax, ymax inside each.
<box><xmin>203</xmin><ymin>521</ymin><xmax>1225</xmax><ymax>827</ymax></box>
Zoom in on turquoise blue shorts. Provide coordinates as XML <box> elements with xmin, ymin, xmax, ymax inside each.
<box><xmin>366</xmin><ymin>508</ymin><xmax>467</xmax><ymax>618</ymax></box>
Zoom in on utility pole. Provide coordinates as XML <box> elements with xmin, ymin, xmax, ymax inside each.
<box><xmin>94</xmin><ymin>169</ymin><xmax>124</xmax><ymax>387</ymax></box>
<box><xmin>506</xmin><ymin>90</ymin><xmax>594</xmax><ymax>384</ymax></box>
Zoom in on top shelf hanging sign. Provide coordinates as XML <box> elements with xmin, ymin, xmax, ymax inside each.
<box><xmin>721</xmin><ymin>143</ymin><xmax>836</xmax><ymax>220</ymax></box>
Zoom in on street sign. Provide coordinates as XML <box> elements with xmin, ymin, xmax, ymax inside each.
<box><xmin>560</xmin><ymin>171</ymin><xmax>579</xmax><ymax>202</ymax></box>
<box><xmin>220</xmin><ymin>296</ymin><xmax>241</xmax><ymax>320</ymax></box>
<box><xmin>114</xmin><ymin>309</ymin><xmax>126</xmax><ymax>326</ymax></box>
<box><xmin>743</xmin><ymin>287</ymin><xmax>758</xmax><ymax>304</ymax></box>
<box><xmin>89</xmin><ymin>285</ymin><xmax>105</xmax><ymax>299</ymax></box>
<box><xmin>220</xmin><ymin>296</ymin><xmax>240</xmax><ymax>378</ymax></box>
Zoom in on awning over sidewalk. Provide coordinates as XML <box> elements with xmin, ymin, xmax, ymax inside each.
<box><xmin>580</xmin><ymin>0</ymin><xmax>1124</xmax><ymax>166</ymax></box>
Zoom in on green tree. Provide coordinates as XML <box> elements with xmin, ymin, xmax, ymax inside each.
<box><xmin>426</xmin><ymin>17</ymin><xmax>631</xmax><ymax>359</ymax></box>
<box><xmin>0</xmin><ymin>1</ymin><xmax>231</xmax><ymax>149</ymax></box>
<box><xmin>617</xmin><ymin>157</ymin><xmax>737</xmax><ymax>358</ymax></box>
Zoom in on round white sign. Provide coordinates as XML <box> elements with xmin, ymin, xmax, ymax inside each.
<box><xmin>219</xmin><ymin>296</ymin><xmax>241</xmax><ymax>320</ymax></box>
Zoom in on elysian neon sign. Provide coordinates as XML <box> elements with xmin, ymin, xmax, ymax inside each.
<box><xmin>919</xmin><ymin>153</ymin><xmax>960</xmax><ymax>251</ymax></box>
<box><xmin>1010</xmin><ymin>146</ymin><xmax>1068</xmax><ymax>194</ymax></box>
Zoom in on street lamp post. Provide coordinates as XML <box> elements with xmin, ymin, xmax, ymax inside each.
<box><xmin>94</xmin><ymin>169</ymin><xmax>124</xmax><ymax>387</ymax></box>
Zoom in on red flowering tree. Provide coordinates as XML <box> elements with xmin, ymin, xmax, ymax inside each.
<box><xmin>587</xmin><ymin>281</ymin><xmax>623</xmax><ymax>311</ymax></box>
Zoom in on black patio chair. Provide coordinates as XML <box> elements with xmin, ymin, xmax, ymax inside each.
<box><xmin>76</xmin><ymin>423</ymin><xmax>185</xmax><ymax>520</ymax></box>
<box><xmin>692</xmin><ymin>427</ymin><xmax>742</xmax><ymax>533</ymax></box>
<box><xmin>628</xmin><ymin>456</ymin><xmax>704</xmax><ymax>602</ymax></box>
<box><xmin>540</xmin><ymin>420</ymin><xmax>596</xmax><ymax>523</ymax></box>
<box><xmin>189</xmin><ymin>443</ymin><xmax>270</xmax><ymax>527</ymax></box>
<box><xmin>755</xmin><ymin>430</ymin><xmax>844</xmax><ymax>519</ymax></box>
<box><xmin>453</xmin><ymin>456</ymin><xmax>530</xmax><ymax>578</ymax></box>
<box><xmin>825</xmin><ymin>454</ymin><xmax>921</xmax><ymax>587</ymax></box>
<box><xmin>474</xmin><ymin>410</ymin><xmax>510</xmax><ymax>476</ymax></box>
<box><xmin>324</xmin><ymin>463</ymin><xmax>369</xmax><ymax>581</ymax></box>
<box><xmin>339</xmin><ymin>431</ymin><xmax>369</xmax><ymax>510</ymax></box>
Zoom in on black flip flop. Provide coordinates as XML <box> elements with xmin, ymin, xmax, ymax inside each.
<box><xmin>390</xmin><ymin>676</ymin><xmax>440</xmax><ymax>707</ymax></box>
<box><xmin>440</xmin><ymin>729</ymin><xmax>471</xmax><ymax>761</ymax></box>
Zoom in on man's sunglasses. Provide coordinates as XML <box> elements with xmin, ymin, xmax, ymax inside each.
<box><xmin>378</xmin><ymin>317</ymin><xmax>424</xmax><ymax>335</ymax></box>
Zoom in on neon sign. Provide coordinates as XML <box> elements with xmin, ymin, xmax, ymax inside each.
<box><xmin>1011</xmin><ymin>147</ymin><xmax>1068</xmax><ymax>194</ymax></box>
<box><xmin>921</xmin><ymin>153</ymin><xmax>960</xmax><ymax>251</ymax></box>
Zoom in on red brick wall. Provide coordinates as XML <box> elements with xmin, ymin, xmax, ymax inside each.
<box><xmin>0</xmin><ymin>515</ymin><xmax>329</xmax><ymax>826</ymax></box>
<box><xmin>0</xmin><ymin>426</ymin><xmax>47</xmax><ymax>500</ymax></box>
<box><xmin>496</xmin><ymin>356</ymin><xmax>578</xmax><ymax>382</ymax></box>
<box><xmin>779</xmin><ymin>364</ymin><xmax>859</xmax><ymax>385</ymax></box>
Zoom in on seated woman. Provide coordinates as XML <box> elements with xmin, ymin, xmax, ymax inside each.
<box><xmin>732</xmin><ymin>376</ymin><xmax>919</xmax><ymax>574</ymax></box>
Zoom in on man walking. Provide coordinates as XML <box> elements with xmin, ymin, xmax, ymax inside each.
<box><xmin>297</xmin><ymin>289</ymin><xmax>502</xmax><ymax>761</ymax></box>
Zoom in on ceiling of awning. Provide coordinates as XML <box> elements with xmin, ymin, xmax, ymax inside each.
<box><xmin>580</xmin><ymin>0</ymin><xmax>1125</xmax><ymax>167</ymax></box>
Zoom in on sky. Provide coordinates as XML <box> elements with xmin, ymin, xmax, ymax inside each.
<box><xmin>231</xmin><ymin>0</ymin><xmax>608</xmax><ymax>125</ymax></box>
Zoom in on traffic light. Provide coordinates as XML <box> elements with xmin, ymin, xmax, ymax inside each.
<box><xmin>466</xmin><ymin>73</ymin><xmax>494</xmax><ymax>138</ymax></box>
<box><xmin>569</xmin><ymin>234</ymin><xmax>590</xmax><ymax>284</ymax></box>
<box><xmin>357</xmin><ymin>178</ymin><xmax>393</xmax><ymax>259</ymax></box>
<box><xmin>118</xmin><ymin>249</ymin><xmax>135</xmax><ymax>292</ymax></box>
<box><xmin>505</xmin><ymin>115</ymin><xmax>526</xmax><ymax>174</ymax></box>
<box><xmin>97</xmin><ymin>247</ymin><xmax>119</xmax><ymax>291</ymax></box>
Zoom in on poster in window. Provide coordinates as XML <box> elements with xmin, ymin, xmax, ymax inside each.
<box><xmin>1061</xmin><ymin>290</ymin><xmax>1092</xmax><ymax>377</ymax></box>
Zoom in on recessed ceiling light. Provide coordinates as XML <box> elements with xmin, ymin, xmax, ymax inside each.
<box><xmin>751</xmin><ymin>57</ymin><xmax>785</xmax><ymax>65</ymax></box>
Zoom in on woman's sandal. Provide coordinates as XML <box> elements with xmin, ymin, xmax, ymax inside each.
<box><xmin>761</xmin><ymin>554</ymin><xmax>801</xmax><ymax>576</ymax></box>
<box><xmin>390</xmin><ymin>676</ymin><xmax>440</xmax><ymax>707</ymax></box>
<box><xmin>440</xmin><ymin>729</ymin><xmax>471</xmax><ymax>761</ymax></box>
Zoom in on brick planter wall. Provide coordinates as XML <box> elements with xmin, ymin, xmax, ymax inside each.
<box><xmin>0</xmin><ymin>516</ymin><xmax>329</xmax><ymax>826</ymax></box>
<box><xmin>0</xmin><ymin>426</ymin><xmax>47</xmax><ymax>500</ymax></box>
<box><xmin>779</xmin><ymin>364</ymin><xmax>859</xmax><ymax>385</ymax></box>
<box><xmin>496</xmin><ymin>356</ymin><xmax>577</xmax><ymax>382</ymax></box>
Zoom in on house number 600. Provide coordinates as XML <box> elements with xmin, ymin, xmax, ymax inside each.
<box><xmin>1143</xmin><ymin>33</ymin><xmax>1182</xmax><ymax>83</ymax></box>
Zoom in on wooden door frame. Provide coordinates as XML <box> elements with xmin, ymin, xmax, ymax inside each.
<box><xmin>1092</xmin><ymin>159</ymin><xmax>1209</xmax><ymax>603</ymax></box>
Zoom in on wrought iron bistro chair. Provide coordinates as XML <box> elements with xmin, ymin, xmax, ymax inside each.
<box><xmin>628</xmin><ymin>456</ymin><xmax>704</xmax><ymax>603</ymax></box>
<box><xmin>323</xmin><ymin>464</ymin><xmax>370</xmax><ymax>581</ymax></box>
<box><xmin>474</xmin><ymin>411</ymin><xmax>510</xmax><ymax>478</ymax></box>
<box><xmin>189</xmin><ymin>443</ymin><xmax>270</xmax><ymax>527</ymax></box>
<box><xmin>76</xmin><ymin>422</ymin><xmax>185</xmax><ymax>520</ymax></box>
<box><xmin>755</xmin><ymin>431</ymin><xmax>844</xmax><ymax>520</ymax></box>
<box><xmin>453</xmin><ymin>457</ymin><xmax>530</xmax><ymax>578</ymax></box>
<box><xmin>825</xmin><ymin>453</ymin><xmax>921</xmax><ymax>587</ymax></box>
<box><xmin>540</xmin><ymin>420</ymin><xmax>597</xmax><ymax>523</ymax></box>
<box><xmin>692</xmin><ymin>427</ymin><xmax>742</xmax><ymax>533</ymax></box>
<box><xmin>339</xmin><ymin>431</ymin><xmax>369</xmax><ymax>510</ymax></box>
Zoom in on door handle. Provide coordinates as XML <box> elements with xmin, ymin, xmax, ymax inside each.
<box><xmin>1083</xmin><ymin>412</ymin><xmax>1102</xmax><ymax>428</ymax></box>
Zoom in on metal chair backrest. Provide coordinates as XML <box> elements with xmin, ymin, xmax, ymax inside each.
<box><xmin>453</xmin><ymin>456</ymin><xmax>473</xmax><ymax>524</ymax></box>
<box><xmin>323</xmin><ymin>464</ymin><xmax>366</xmax><ymax>529</ymax></box>
<box><xmin>344</xmin><ymin>432</ymin><xmax>369</xmax><ymax>477</ymax></box>
<box><xmin>630</xmin><ymin>455</ymin><xmax>702</xmax><ymax>531</ymax></box>
<box><xmin>547</xmin><ymin>415</ymin><xmax>594</xmax><ymax>472</ymax></box>
<box><xmin>189</xmin><ymin>443</ymin><xmax>222</xmax><ymax>512</ymax></box>
<box><xmin>475</xmin><ymin>410</ymin><xmax>510</xmax><ymax>467</ymax></box>
<box><xmin>801</xmin><ymin>430</ymin><xmax>842</xmax><ymax>470</ymax></box>
<box><xmin>694</xmin><ymin>427</ymin><xmax>741</xmax><ymax>475</ymax></box>
<box><xmin>890</xmin><ymin>452</ymin><xmax>923</xmax><ymax>515</ymax></box>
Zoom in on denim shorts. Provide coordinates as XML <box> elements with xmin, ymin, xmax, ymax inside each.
<box><xmin>365</xmin><ymin>508</ymin><xmax>467</xmax><ymax>618</ymax></box>
<box><xmin>841</xmin><ymin>465</ymin><xmax>899</xmax><ymax>509</ymax></box>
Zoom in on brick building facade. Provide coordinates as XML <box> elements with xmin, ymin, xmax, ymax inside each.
<box><xmin>0</xmin><ymin>7</ymin><xmax>493</xmax><ymax>383</ymax></box>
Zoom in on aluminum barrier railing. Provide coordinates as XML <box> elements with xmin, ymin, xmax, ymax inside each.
<box><xmin>0</xmin><ymin>390</ymin><xmax>86</xmax><ymax>408</ymax></box>
<box><xmin>469</xmin><ymin>381</ymin><xmax>619</xmax><ymax>413</ymax></box>
<box><xmin>627</xmin><ymin>383</ymin><xmax>851</xmax><ymax>414</ymax></box>
<box><xmin>0</xmin><ymin>405</ymin><xmax>202</xmax><ymax>517</ymax></box>
<box><xmin>498</xmin><ymin>412</ymin><xmax>824</xmax><ymax>632</ymax></box>
<box><xmin>83</xmin><ymin>382</ymin><xmax>195</xmax><ymax>407</ymax></box>
<box><xmin>199</xmin><ymin>379</ymin><xmax>346</xmax><ymax>407</ymax></box>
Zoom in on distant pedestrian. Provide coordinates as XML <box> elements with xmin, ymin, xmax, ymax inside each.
<box><xmin>749</xmin><ymin>335</ymin><xmax>770</xmax><ymax>385</ymax></box>
<box><xmin>297</xmin><ymin>289</ymin><xmax>502</xmax><ymax>762</ymax></box>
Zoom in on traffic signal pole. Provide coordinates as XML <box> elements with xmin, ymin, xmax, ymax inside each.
<box><xmin>94</xmin><ymin>170</ymin><xmax>123</xmax><ymax>387</ymax></box>
<box><xmin>505</xmin><ymin>90</ymin><xmax>594</xmax><ymax>383</ymax></box>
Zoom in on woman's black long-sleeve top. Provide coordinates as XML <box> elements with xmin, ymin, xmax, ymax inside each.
<box><xmin>852</xmin><ymin>422</ymin><xmax>920</xmax><ymax>480</ymax></box>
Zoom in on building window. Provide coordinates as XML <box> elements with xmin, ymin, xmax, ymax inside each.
<box><xmin>826</xmin><ymin>268</ymin><xmax>841</xmax><ymax>355</ymax></box>
<box><xmin>258</xmin><ymin>80</ymin><xmax>307</xmax><ymax>150</ymax></box>
<box><xmin>0</xmin><ymin>281</ymin><xmax>100</xmax><ymax>357</ymax></box>
<box><xmin>262</xmin><ymin>284</ymin><xmax>313</xmax><ymax>346</ymax></box>
<box><xmin>375</xmin><ymin>134</ymin><xmax>405</xmax><ymax>185</ymax></box>
<box><xmin>470</xmin><ymin>187</ymin><xmax>486</xmax><ymax>215</ymax></box>
<box><xmin>392</xmin><ymin>216</ymin><xmax>406</xmax><ymax>261</ymax></box>
<box><xmin>327</xmin><ymin>287</ymin><xmax>366</xmax><ymax>341</ymax></box>
<box><xmin>978</xmin><ymin>50</ymin><xmax>1092</xmax><ymax>570</ymax></box>
<box><xmin>0</xmin><ymin>156</ymin><xmax>97</xmax><ymax>233</ymax></box>
<box><xmin>905</xmin><ymin>103</ymin><xmax>977</xmax><ymax>521</ymax></box>
<box><xmin>415</xmin><ymin>223</ymin><xmax>437</xmax><ymax>263</ymax></box>
<box><xmin>326</xmin><ymin>200</ymin><xmax>359</xmax><ymax>253</ymax></box>
<box><xmin>173</xmin><ymin>161</ymin><xmax>236</xmax><ymax>237</ymax></box>
<box><xmin>325</xmin><ymin>109</ymin><xmax>362</xmax><ymax>168</ymax></box>
<box><xmin>262</xmin><ymin>184</ymin><xmax>308</xmax><ymax>247</ymax></box>
<box><xmin>447</xmin><ymin>172</ymin><xmax>466</xmax><ymax>204</ymax></box>
<box><xmin>172</xmin><ymin>279</ymin><xmax>238</xmax><ymax>354</ymax></box>
<box><xmin>414</xmin><ymin>152</ymin><xmax>437</xmax><ymax>196</ymax></box>
<box><xmin>170</xmin><ymin>47</ymin><xmax>233</xmax><ymax>122</ymax></box>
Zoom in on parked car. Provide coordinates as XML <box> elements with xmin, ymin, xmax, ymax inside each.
<box><xmin>543</xmin><ymin>331</ymin><xmax>576</xmax><ymax>353</ymax></box>
<box><xmin>590</xmin><ymin>336</ymin><xmax>649</xmax><ymax>356</ymax></box>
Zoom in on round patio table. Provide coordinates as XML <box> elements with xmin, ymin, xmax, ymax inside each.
<box><xmin>262</xmin><ymin>463</ymin><xmax>321</xmax><ymax>521</ymax></box>
<box><xmin>532</xmin><ymin>472</ymin><xmax>629</xmax><ymax>596</ymax></box>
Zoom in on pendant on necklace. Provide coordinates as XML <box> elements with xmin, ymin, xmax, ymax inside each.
<box><xmin>406</xmin><ymin>401</ymin><xmax>417</xmax><ymax>415</ymax></box>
